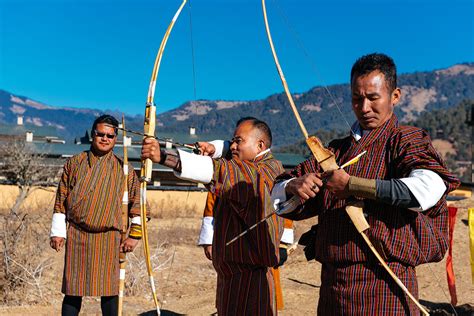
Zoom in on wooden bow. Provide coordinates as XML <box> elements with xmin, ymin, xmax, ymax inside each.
<box><xmin>140</xmin><ymin>1</ymin><xmax>188</xmax><ymax>314</ymax></box>
<box><xmin>261</xmin><ymin>1</ymin><xmax>429</xmax><ymax>314</ymax></box>
<box><xmin>118</xmin><ymin>115</ymin><xmax>129</xmax><ymax>316</ymax></box>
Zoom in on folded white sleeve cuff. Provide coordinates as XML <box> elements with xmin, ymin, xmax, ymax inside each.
<box><xmin>198</xmin><ymin>216</ymin><xmax>214</xmax><ymax>245</ymax></box>
<box><xmin>174</xmin><ymin>149</ymin><xmax>214</xmax><ymax>184</ymax></box>
<box><xmin>271</xmin><ymin>178</ymin><xmax>295</xmax><ymax>211</ymax></box>
<box><xmin>280</xmin><ymin>228</ymin><xmax>294</xmax><ymax>244</ymax></box>
<box><xmin>50</xmin><ymin>213</ymin><xmax>67</xmax><ymax>238</ymax></box>
<box><xmin>399</xmin><ymin>169</ymin><xmax>446</xmax><ymax>211</ymax></box>
<box><xmin>208</xmin><ymin>140</ymin><xmax>230</xmax><ymax>159</ymax></box>
<box><xmin>131</xmin><ymin>216</ymin><xmax>141</xmax><ymax>225</ymax></box>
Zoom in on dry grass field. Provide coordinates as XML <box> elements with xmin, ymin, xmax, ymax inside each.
<box><xmin>0</xmin><ymin>185</ymin><xmax>473</xmax><ymax>315</ymax></box>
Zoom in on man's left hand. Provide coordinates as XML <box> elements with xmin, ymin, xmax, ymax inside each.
<box><xmin>323</xmin><ymin>169</ymin><xmax>350</xmax><ymax>198</ymax></box>
<box><xmin>141</xmin><ymin>138</ymin><xmax>161</xmax><ymax>163</ymax></box>
<box><xmin>120</xmin><ymin>238</ymin><xmax>139</xmax><ymax>253</ymax></box>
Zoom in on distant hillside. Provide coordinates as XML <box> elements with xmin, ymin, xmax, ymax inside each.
<box><xmin>277</xmin><ymin>99</ymin><xmax>474</xmax><ymax>181</ymax></box>
<box><xmin>157</xmin><ymin>63</ymin><xmax>474</xmax><ymax>145</ymax></box>
<box><xmin>0</xmin><ymin>89</ymin><xmax>145</xmax><ymax>141</ymax></box>
<box><xmin>1</xmin><ymin>63</ymin><xmax>473</xmax><ymax>145</ymax></box>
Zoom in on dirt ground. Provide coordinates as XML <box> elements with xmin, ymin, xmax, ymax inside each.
<box><xmin>0</xmin><ymin>186</ymin><xmax>473</xmax><ymax>315</ymax></box>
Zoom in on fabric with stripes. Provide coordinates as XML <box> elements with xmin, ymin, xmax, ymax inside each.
<box><xmin>201</xmin><ymin>191</ymin><xmax>291</xmax><ymax>312</ymax></box>
<box><xmin>54</xmin><ymin>150</ymin><xmax>140</xmax><ymax>296</ymax></box>
<box><xmin>208</xmin><ymin>151</ymin><xmax>285</xmax><ymax>315</ymax></box>
<box><xmin>278</xmin><ymin>115</ymin><xmax>460</xmax><ymax>314</ymax></box>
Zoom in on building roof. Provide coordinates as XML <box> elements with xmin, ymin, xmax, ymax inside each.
<box><xmin>0</xmin><ymin>123</ymin><xmax>60</xmax><ymax>137</ymax></box>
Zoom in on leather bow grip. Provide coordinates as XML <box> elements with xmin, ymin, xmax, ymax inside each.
<box><xmin>141</xmin><ymin>103</ymin><xmax>156</xmax><ymax>183</ymax></box>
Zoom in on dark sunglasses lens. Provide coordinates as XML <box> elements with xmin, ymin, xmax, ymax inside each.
<box><xmin>95</xmin><ymin>131</ymin><xmax>115</xmax><ymax>139</ymax></box>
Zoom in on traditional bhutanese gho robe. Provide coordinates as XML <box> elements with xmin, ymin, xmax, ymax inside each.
<box><xmin>211</xmin><ymin>152</ymin><xmax>285</xmax><ymax>316</ymax></box>
<box><xmin>198</xmin><ymin>191</ymin><xmax>294</xmax><ymax>311</ymax></box>
<box><xmin>53</xmin><ymin>150</ymin><xmax>140</xmax><ymax>296</ymax></box>
<box><xmin>276</xmin><ymin>115</ymin><xmax>460</xmax><ymax>315</ymax></box>
<box><xmin>177</xmin><ymin>150</ymin><xmax>285</xmax><ymax>315</ymax></box>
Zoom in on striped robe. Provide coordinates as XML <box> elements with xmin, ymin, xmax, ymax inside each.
<box><xmin>208</xmin><ymin>152</ymin><xmax>285</xmax><ymax>315</ymax></box>
<box><xmin>53</xmin><ymin>150</ymin><xmax>140</xmax><ymax>296</ymax></box>
<box><xmin>200</xmin><ymin>191</ymin><xmax>293</xmax><ymax>311</ymax></box>
<box><xmin>278</xmin><ymin>115</ymin><xmax>460</xmax><ymax>315</ymax></box>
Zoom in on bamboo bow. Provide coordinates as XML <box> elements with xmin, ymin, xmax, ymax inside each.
<box><xmin>261</xmin><ymin>1</ymin><xmax>429</xmax><ymax>314</ymax></box>
<box><xmin>118</xmin><ymin>115</ymin><xmax>129</xmax><ymax>316</ymax></box>
<box><xmin>140</xmin><ymin>1</ymin><xmax>188</xmax><ymax>314</ymax></box>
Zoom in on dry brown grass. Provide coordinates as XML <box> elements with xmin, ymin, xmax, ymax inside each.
<box><xmin>0</xmin><ymin>184</ymin><xmax>208</xmax><ymax>307</ymax></box>
<box><xmin>0</xmin><ymin>199</ymin><xmax>55</xmax><ymax>305</ymax></box>
<box><xmin>147</xmin><ymin>190</ymin><xmax>207</xmax><ymax>219</ymax></box>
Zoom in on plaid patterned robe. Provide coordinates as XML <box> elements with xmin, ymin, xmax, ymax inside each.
<box><xmin>201</xmin><ymin>191</ymin><xmax>293</xmax><ymax>311</ymax></box>
<box><xmin>53</xmin><ymin>150</ymin><xmax>140</xmax><ymax>296</ymax></box>
<box><xmin>208</xmin><ymin>151</ymin><xmax>285</xmax><ymax>315</ymax></box>
<box><xmin>279</xmin><ymin>115</ymin><xmax>460</xmax><ymax>315</ymax></box>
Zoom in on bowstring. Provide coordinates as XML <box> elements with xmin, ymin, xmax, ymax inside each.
<box><xmin>270</xmin><ymin>1</ymin><xmax>458</xmax><ymax>313</ymax></box>
<box><xmin>188</xmin><ymin>0</ymin><xmax>198</xmax><ymax>101</ymax></box>
<box><xmin>270</xmin><ymin>0</ymin><xmax>354</xmax><ymax>136</ymax></box>
<box><xmin>185</xmin><ymin>0</ymin><xmax>198</xmax><ymax>206</ymax></box>
<box><xmin>159</xmin><ymin>0</ymin><xmax>198</xmax><ymax>309</ymax></box>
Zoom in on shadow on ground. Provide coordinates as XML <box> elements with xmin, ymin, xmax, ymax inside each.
<box><xmin>287</xmin><ymin>277</ymin><xmax>320</xmax><ymax>288</ymax></box>
<box><xmin>420</xmin><ymin>300</ymin><xmax>474</xmax><ymax>316</ymax></box>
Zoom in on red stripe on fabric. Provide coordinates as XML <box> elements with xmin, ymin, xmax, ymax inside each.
<box><xmin>446</xmin><ymin>206</ymin><xmax>458</xmax><ymax>306</ymax></box>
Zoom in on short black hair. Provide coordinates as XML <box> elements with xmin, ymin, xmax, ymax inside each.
<box><xmin>91</xmin><ymin>114</ymin><xmax>119</xmax><ymax>135</ymax></box>
<box><xmin>350</xmin><ymin>53</ymin><xmax>397</xmax><ymax>92</ymax></box>
<box><xmin>236</xmin><ymin>116</ymin><xmax>273</xmax><ymax>148</ymax></box>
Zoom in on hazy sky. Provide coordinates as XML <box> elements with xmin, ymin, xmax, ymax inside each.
<box><xmin>0</xmin><ymin>0</ymin><xmax>472</xmax><ymax>115</ymax></box>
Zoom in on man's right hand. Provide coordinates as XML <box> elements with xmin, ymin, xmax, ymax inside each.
<box><xmin>202</xmin><ymin>245</ymin><xmax>212</xmax><ymax>261</ymax></box>
<box><xmin>285</xmin><ymin>173</ymin><xmax>324</xmax><ymax>201</ymax></box>
<box><xmin>197</xmin><ymin>142</ymin><xmax>216</xmax><ymax>157</ymax></box>
<box><xmin>50</xmin><ymin>236</ymin><xmax>65</xmax><ymax>252</ymax></box>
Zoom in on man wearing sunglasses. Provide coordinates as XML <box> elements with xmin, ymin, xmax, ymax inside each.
<box><xmin>50</xmin><ymin>114</ymin><xmax>142</xmax><ymax>316</ymax></box>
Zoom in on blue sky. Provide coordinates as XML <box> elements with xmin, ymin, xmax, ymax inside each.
<box><xmin>0</xmin><ymin>0</ymin><xmax>472</xmax><ymax>115</ymax></box>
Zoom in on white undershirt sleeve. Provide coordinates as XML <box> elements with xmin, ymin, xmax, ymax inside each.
<box><xmin>174</xmin><ymin>149</ymin><xmax>214</xmax><ymax>184</ymax></box>
<box><xmin>280</xmin><ymin>228</ymin><xmax>294</xmax><ymax>244</ymax></box>
<box><xmin>208</xmin><ymin>140</ymin><xmax>230</xmax><ymax>159</ymax></box>
<box><xmin>130</xmin><ymin>216</ymin><xmax>141</xmax><ymax>225</ymax></box>
<box><xmin>271</xmin><ymin>178</ymin><xmax>295</xmax><ymax>211</ymax></box>
<box><xmin>399</xmin><ymin>169</ymin><xmax>447</xmax><ymax>211</ymax></box>
<box><xmin>50</xmin><ymin>213</ymin><xmax>67</xmax><ymax>238</ymax></box>
<box><xmin>198</xmin><ymin>216</ymin><xmax>214</xmax><ymax>245</ymax></box>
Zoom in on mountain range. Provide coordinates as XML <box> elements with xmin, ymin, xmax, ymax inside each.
<box><xmin>1</xmin><ymin>63</ymin><xmax>473</xmax><ymax>146</ymax></box>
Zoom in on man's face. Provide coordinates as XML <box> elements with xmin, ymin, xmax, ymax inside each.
<box><xmin>91</xmin><ymin>123</ymin><xmax>117</xmax><ymax>155</ymax></box>
<box><xmin>351</xmin><ymin>71</ymin><xmax>401</xmax><ymax>130</ymax></box>
<box><xmin>230</xmin><ymin>121</ymin><xmax>264</xmax><ymax>161</ymax></box>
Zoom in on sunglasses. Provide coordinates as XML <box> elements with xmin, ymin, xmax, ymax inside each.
<box><xmin>94</xmin><ymin>130</ymin><xmax>116</xmax><ymax>139</ymax></box>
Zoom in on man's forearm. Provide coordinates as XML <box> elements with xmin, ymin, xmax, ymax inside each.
<box><xmin>159</xmin><ymin>149</ymin><xmax>181</xmax><ymax>172</ymax></box>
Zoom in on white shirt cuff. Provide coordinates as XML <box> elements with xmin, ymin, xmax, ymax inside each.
<box><xmin>280</xmin><ymin>228</ymin><xmax>294</xmax><ymax>244</ymax></box>
<box><xmin>50</xmin><ymin>213</ymin><xmax>67</xmax><ymax>238</ymax></box>
<box><xmin>198</xmin><ymin>216</ymin><xmax>214</xmax><ymax>245</ymax></box>
<box><xmin>271</xmin><ymin>178</ymin><xmax>295</xmax><ymax>211</ymax></box>
<box><xmin>131</xmin><ymin>216</ymin><xmax>141</xmax><ymax>225</ymax></box>
<box><xmin>399</xmin><ymin>169</ymin><xmax>446</xmax><ymax>211</ymax></box>
<box><xmin>208</xmin><ymin>140</ymin><xmax>230</xmax><ymax>159</ymax></box>
<box><xmin>174</xmin><ymin>149</ymin><xmax>214</xmax><ymax>184</ymax></box>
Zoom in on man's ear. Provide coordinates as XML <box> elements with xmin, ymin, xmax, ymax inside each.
<box><xmin>391</xmin><ymin>87</ymin><xmax>401</xmax><ymax>106</ymax></box>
